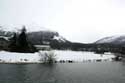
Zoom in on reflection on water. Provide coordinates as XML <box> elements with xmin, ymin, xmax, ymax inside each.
<box><xmin>0</xmin><ymin>62</ymin><xmax>125</xmax><ymax>83</ymax></box>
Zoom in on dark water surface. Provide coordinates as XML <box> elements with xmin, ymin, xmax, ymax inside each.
<box><xmin>0</xmin><ymin>62</ymin><xmax>125</xmax><ymax>83</ymax></box>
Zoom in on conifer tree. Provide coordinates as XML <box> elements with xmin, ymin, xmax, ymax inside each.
<box><xmin>9</xmin><ymin>26</ymin><xmax>38</xmax><ymax>53</ymax></box>
<box><xmin>17</xmin><ymin>26</ymin><xmax>29</xmax><ymax>52</ymax></box>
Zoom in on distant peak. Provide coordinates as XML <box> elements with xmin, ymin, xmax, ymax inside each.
<box><xmin>95</xmin><ymin>35</ymin><xmax>125</xmax><ymax>45</ymax></box>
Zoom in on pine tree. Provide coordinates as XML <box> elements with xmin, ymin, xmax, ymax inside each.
<box><xmin>17</xmin><ymin>26</ymin><xmax>29</xmax><ymax>51</ymax></box>
<box><xmin>9</xmin><ymin>26</ymin><xmax>38</xmax><ymax>53</ymax></box>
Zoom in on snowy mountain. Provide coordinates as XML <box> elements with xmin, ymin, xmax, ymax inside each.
<box><xmin>27</xmin><ymin>31</ymin><xmax>69</xmax><ymax>45</ymax></box>
<box><xmin>95</xmin><ymin>35</ymin><xmax>125</xmax><ymax>45</ymax></box>
<box><xmin>0</xmin><ymin>25</ymin><xmax>69</xmax><ymax>45</ymax></box>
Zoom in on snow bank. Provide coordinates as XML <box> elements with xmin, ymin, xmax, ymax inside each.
<box><xmin>0</xmin><ymin>50</ymin><xmax>115</xmax><ymax>63</ymax></box>
<box><xmin>54</xmin><ymin>50</ymin><xmax>115</xmax><ymax>62</ymax></box>
<box><xmin>0</xmin><ymin>51</ymin><xmax>41</xmax><ymax>63</ymax></box>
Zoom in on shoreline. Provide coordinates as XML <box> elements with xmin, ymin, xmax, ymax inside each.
<box><xmin>0</xmin><ymin>59</ymin><xmax>115</xmax><ymax>64</ymax></box>
<box><xmin>0</xmin><ymin>50</ymin><xmax>116</xmax><ymax>64</ymax></box>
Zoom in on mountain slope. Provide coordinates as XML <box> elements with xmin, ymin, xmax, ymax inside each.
<box><xmin>27</xmin><ymin>31</ymin><xmax>69</xmax><ymax>45</ymax></box>
<box><xmin>0</xmin><ymin>26</ymin><xmax>69</xmax><ymax>45</ymax></box>
<box><xmin>95</xmin><ymin>35</ymin><xmax>125</xmax><ymax>45</ymax></box>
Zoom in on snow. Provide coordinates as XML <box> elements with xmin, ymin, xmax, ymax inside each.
<box><xmin>0</xmin><ymin>36</ymin><xmax>10</xmax><ymax>41</ymax></box>
<box><xmin>54</xmin><ymin>50</ymin><xmax>115</xmax><ymax>62</ymax></box>
<box><xmin>53</xmin><ymin>36</ymin><xmax>66</xmax><ymax>42</ymax></box>
<box><xmin>0</xmin><ymin>25</ymin><xmax>19</xmax><ymax>32</ymax></box>
<box><xmin>0</xmin><ymin>51</ymin><xmax>41</xmax><ymax>63</ymax></box>
<box><xmin>0</xmin><ymin>50</ymin><xmax>115</xmax><ymax>63</ymax></box>
<box><xmin>95</xmin><ymin>35</ymin><xmax>123</xmax><ymax>44</ymax></box>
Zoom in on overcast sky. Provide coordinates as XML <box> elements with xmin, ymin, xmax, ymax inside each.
<box><xmin>0</xmin><ymin>0</ymin><xmax>125</xmax><ymax>43</ymax></box>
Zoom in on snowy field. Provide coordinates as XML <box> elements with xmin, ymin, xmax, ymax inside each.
<box><xmin>55</xmin><ymin>50</ymin><xmax>115</xmax><ymax>62</ymax></box>
<box><xmin>0</xmin><ymin>50</ymin><xmax>115</xmax><ymax>63</ymax></box>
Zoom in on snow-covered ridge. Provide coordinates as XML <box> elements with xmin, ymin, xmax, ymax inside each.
<box><xmin>0</xmin><ymin>36</ymin><xmax>10</xmax><ymax>41</ymax></box>
<box><xmin>53</xmin><ymin>35</ymin><xmax>67</xmax><ymax>43</ymax></box>
<box><xmin>95</xmin><ymin>36</ymin><xmax>118</xmax><ymax>43</ymax></box>
<box><xmin>95</xmin><ymin>35</ymin><xmax>125</xmax><ymax>44</ymax></box>
<box><xmin>0</xmin><ymin>25</ymin><xmax>69</xmax><ymax>45</ymax></box>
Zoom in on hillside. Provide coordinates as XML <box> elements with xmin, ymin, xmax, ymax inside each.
<box><xmin>0</xmin><ymin>26</ymin><xmax>72</xmax><ymax>50</ymax></box>
<box><xmin>95</xmin><ymin>35</ymin><xmax>125</xmax><ymax>45</ymax></box>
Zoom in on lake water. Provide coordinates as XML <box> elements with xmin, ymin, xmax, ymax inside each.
<box><xmin>0</xmin><ymin>62</ymin><xmax>125</xmax><ymax>83</ymax></box>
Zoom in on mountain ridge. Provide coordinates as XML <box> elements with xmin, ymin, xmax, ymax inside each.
<box><xmin>95</xmin><ymin>35</ymin><xmax>125</xmax><ymax>45</ymax></box>
<box><xmin>0</xmin><ymin>26</ymin><xmax>69</xmax><ymax>45</ymax></box>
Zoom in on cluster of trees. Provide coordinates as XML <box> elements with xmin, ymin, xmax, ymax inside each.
<box><xmin>50</xmin><ymin>40</ymin><xmax>125</xmax><ymax>55</ymax></box>
<box><xmin>50</xmin><ymin>41</ymin><xmax>92</xmax><ymax>51</ymax></box>
<box><xmin>9</xmin><ymin>26</ymin><xmax>38</xmax><ymax>53</ymax></box>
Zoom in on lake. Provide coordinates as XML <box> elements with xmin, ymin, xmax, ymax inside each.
<box><xmin>0</xmin><ymin>61</ymin><xmax>125</xmax><ymax>83</ymax></box>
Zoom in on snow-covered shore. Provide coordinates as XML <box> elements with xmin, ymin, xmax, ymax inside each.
<box><xmin>0</xmin><ymin>51</ymin><xmax>41</xmax><ymax>63</ymax></box>
<box><xmin>55</xmin><ymin>50</ymin><xmax>115</xmax><ymax>62</ymax></box>
<box><xmin>0</xmin><ymin>50</ymin><xmax>115</xmax><ymax>63</ymax></box>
